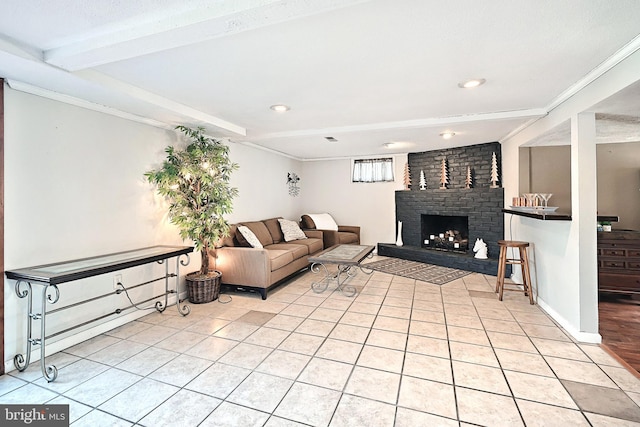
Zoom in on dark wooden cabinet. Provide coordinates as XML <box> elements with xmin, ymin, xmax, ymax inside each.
<box><xmin>598</xmin><ymin>230</ymin><xmax>640</xmax><ymax>295</ymax></box>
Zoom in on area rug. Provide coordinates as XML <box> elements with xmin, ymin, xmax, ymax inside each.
<box><xmin>362</xmin><ymin>258</ymin><xmax>472</xmax><ymax>285</ymax></box>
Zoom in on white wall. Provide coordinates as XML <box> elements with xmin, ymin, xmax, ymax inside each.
<box><xmin>523</xmin><ymin>146</ymin><xmax>572</xmax><ymax>213</ymax></box>
<box><xmin>502</xmin><ymin>48</ymin><xmax>640</xmax><ymax>342</ymax></box>
<box><xmin>3</xmin><ymin>88</ymin><xmax>180</xmax><ymax>370</ymax></box>
<box><xmin>227</xmin><ymin>143</ymin><xmax>302</xmax><ymax>224</ymax></box>
<box><xmin>3</xmin><ymin>87</ymin><xmax>302</xmax><ymax>370</ymax></box>
<box><xmin>300</xmin><ymin>155</ymin><xmax>407</xmax><ymax>246</ymax></box>
<box><xmin>596</xmin><ymin>142</ymin><xmax>640</xmax><ymax>231</ymax></box>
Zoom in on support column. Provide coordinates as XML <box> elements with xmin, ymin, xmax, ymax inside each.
<box><xmin>571</xmin><ymin>112</ymin><xmax>599</xmax><ymax>336</ymax></box>
<box><xmin>1</xmin><ymin>78</ymin><xmax>4</xmax><ymax>374</ymax></box>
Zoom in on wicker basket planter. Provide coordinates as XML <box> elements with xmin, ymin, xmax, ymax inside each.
<box><xmin>186</xmin><ymin>270</ymin><xmax>221</xmax><ymax>304</ymax></box>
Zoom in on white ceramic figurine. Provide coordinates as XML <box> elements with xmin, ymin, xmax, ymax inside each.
<box><xmin>473</xmin><ymin>238</ymin><xmax>488</xmax><ymax>259</ymax></box>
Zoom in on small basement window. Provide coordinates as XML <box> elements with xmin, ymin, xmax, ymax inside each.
<box><xmin>352</xmin><ymin>157</ymin><xmax>394</xmax><ymax>183</ymax></box>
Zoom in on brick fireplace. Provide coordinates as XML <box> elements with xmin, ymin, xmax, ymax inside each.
<box><xmin>378</xmin><ymin>142</ymin><xmax>506</xmax><ymax>275</ymax></box>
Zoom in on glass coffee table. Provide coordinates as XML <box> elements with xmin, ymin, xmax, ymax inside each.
<box><xmin>308</xmin><ymin>244</ymin><xmax>375</xmax><ymax>297</ymax></box>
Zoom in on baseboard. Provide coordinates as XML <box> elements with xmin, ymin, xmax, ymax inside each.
<box><xmin>537</xmin><ymin>298</ymin><xmax>602</xmax><ymax>344</ymax></box>
<box><xmin>4</xmin><ymin>292</ymin><xmax>185</xmax><ymax>374</ymax></box>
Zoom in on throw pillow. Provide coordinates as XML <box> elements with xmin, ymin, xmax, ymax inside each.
<box><xmin>306</xmin><ymin>213</ymin><xmax>339</xmax><ymax>231</ymax></box>
<box><xmin>278</xmin><ymin>218</ymin><xmax>308</xmax><ymax>242</ymax></box>
<box><xmin>234</xmin><ymin>227</ymin><xmax>251</xmax><ymax>247</ymax></box>
<box><xmin>242</xmin><ymin>221</ymin><xmax>274</xmax><ymax>246</ymax></box>
<box><xmin>237</xmin><ymin>225</ymin><xmax>264</xmax><ymax>248</ymax></box>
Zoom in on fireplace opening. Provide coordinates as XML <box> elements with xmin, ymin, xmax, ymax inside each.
<box><xmin>421</xmin><ymin>214</ymin><xmax>469</xmax><ymax>253</ymax></box>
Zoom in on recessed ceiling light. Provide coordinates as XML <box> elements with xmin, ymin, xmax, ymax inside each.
<box><xmin>325</xmin><ymin>136</ymin><xmax>338</xmax><ymax>143</ymax></box>
<box><xmin>440</xmin><ymin>132</ymin><xmax>455</xmax><ymax>140</ymax></box>
<box><xmin>458</xmin><ymin>78</ymin><xmax>486</xmax><ymax>89</ymax></box>
<box><xmin>270</xmin><ymin>104</ymin><xmax>290</xmax><ymax>112</ymax></box>
<box><xmin>383</xmin><ymin>141</ymin><xmax>415</xmax><ymax>149</ymax></box>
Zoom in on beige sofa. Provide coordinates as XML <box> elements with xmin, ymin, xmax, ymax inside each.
<box><xmin>215</xmin><ymin>218</ymin><xmax>324</xmax><ymax>299</ymax></box>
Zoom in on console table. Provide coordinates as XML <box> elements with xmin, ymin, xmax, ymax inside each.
<box><xmin>6</xmin><ymin>245</ymin><xmax>193</xmax><ymax>382</ymax></box>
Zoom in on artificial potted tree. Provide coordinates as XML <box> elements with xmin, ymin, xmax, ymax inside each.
<box><xmin>145</xmin><ymin>125</ymin><xmax>238</xmax><ymax>303</ymax></box>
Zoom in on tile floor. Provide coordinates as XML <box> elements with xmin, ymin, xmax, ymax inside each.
<box><xmin>2</xmin><ymin>256</ymin><xmax>640</xmax><ymax>426</ymax></box>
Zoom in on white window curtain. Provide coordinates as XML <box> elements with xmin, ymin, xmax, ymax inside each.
<box><xmin>352</xmin><ymin>158</ymin><xmax>394</xmax><ymax>182</ymax></box>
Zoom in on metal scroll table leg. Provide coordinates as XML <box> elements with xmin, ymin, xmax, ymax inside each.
<box><xmin>310</xmin><ymin>263</ymin><xmax>357</xmax><ymax>297</ymax></box>
<box><xmin>40</xmin><ymin>285</ymin><xmax>59</xmax><ymax>382</ymax></box>
<box><xmin>15</xmin><ymin>281</ymin><xmax>60</xmax><ymax>382</ymax></box>
<box><xmin>155</xmin><ymin>259</ymin><xmax>168</xmax><ymax>313</ymax></box>
<box><xmin>359</xmin><ymin>252</ymin><xmax>375</xmax><ymax>275</ymax></box>
<box><xmin>175</xmin><ymin>254</ymin><xmax>191</xmax><ymax>316</ymax></box>
<box><xmin>14</xmin><ymin>281</ymin><xmax>33</xmax><ymax>373</ymax></box>
<box><xmin>310</xmin><ymin>262</ymin><xmax>331</xmax><ymax>293</ymax></box>
<box><xmin>154</xmin><ymin>254</ymin><xmax>190</xmax><ymax>316</ymax></box>
<box><xmin>336</xmin><ymin>265</ymin><xmax>357</xmax><ymax>297</ymax></box>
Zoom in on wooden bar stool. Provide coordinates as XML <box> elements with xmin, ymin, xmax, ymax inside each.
<box><xmin>496</xmin><ymin>240</ymin><xmax>534</xmax><ymax>304</ymax></box>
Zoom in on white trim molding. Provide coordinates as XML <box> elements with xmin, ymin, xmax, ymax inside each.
<box><xmin>538</xmin><ymin>298</ymin><xmax>602</xmax><ymax>344</ymax></box>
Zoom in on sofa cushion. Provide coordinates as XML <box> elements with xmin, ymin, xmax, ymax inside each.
<box><xmin>265</xmin><ymin>249</ymin><xmax>294</xmax><ymax>271</ymax></box>
<box><xmin>289</xmin><ymin>237</ymin><xmax>323</xmax><ymax>255</ymax></box>
<box><xmin>267</xmin><ymin>243</ymin><xmax>308</xmax><ymax>260</ymax></box>
<box><xmin>278</xmin><ymin>219</ymin><xmax>307</xmax><ymax>242</ymax></box>
<box><xmin>338</xmin><ymin>231</ymin><xmax>359</xmax><ymax>244</ymax></box>
<box><xmin>263</xmin><ymin>217</ymin><xmax>284</xmax><ymax>244</ymax></box>
<box><xmin>240</xmin><ymin>221</ymin><xmax>274</xmax><ymax>246</ymax></box>
<box><xmin>237</xmin><ymin>226</ymin><xmax>263</xmax><ymax>248</ymax></box>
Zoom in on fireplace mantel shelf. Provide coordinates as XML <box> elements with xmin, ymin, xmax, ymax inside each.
<box><xmin>502</xmin><ymin>208</ymin><xmax>572</xmax><ymax>221</ymax></box>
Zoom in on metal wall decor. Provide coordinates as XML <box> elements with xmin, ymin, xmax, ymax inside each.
<box><xmin>287</xmin><ymin>172</ymin><xmax>300</xmax><ymax>196</ymax></box>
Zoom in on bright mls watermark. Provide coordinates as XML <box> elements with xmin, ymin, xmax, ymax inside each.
<box><xmin>2</xmin><ymin>405</ymin><xmax>69</xmax><ymax>426</ymax></box>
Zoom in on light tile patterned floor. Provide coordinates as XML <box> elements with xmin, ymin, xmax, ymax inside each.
<box><xmin>2</xmin><ymin>256</ymin><xmax>640</xmax><ymax>426</ymax></box>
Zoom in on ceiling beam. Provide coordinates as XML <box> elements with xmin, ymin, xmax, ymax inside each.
<box><xmin>76</xmin><ymin>70</ymin><xmax>247</xmax><ymax>136</ymax></box>
<box><xmin>0</xmin><ymin>38</ymin><xmax>247</xmax><ymax>136</ymax></box>
<box><xmin>0</xmin><ymin>36</ymin><xmax>43</xmax><ymax>62</ymax></box>
<box><xmin>253</xmin><ymin>108</ymin><xmax>549</xmax><ymax>140</ymax></box>
<box><xmin>44</xmin><ymin>0</ymin><xmax>373</xmax><ymax>71</ymax></box>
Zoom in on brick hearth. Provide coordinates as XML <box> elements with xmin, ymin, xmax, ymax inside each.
<box><xmin>377</xmin><ymin>243</ymin><xmax>500</xmax><ymax>275</ymax></box>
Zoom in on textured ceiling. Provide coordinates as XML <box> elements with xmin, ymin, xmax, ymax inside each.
<box><xmin>1</xmin><ymin>0</ymin><xmax>639</xmax><ymax>158</ymax></box>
